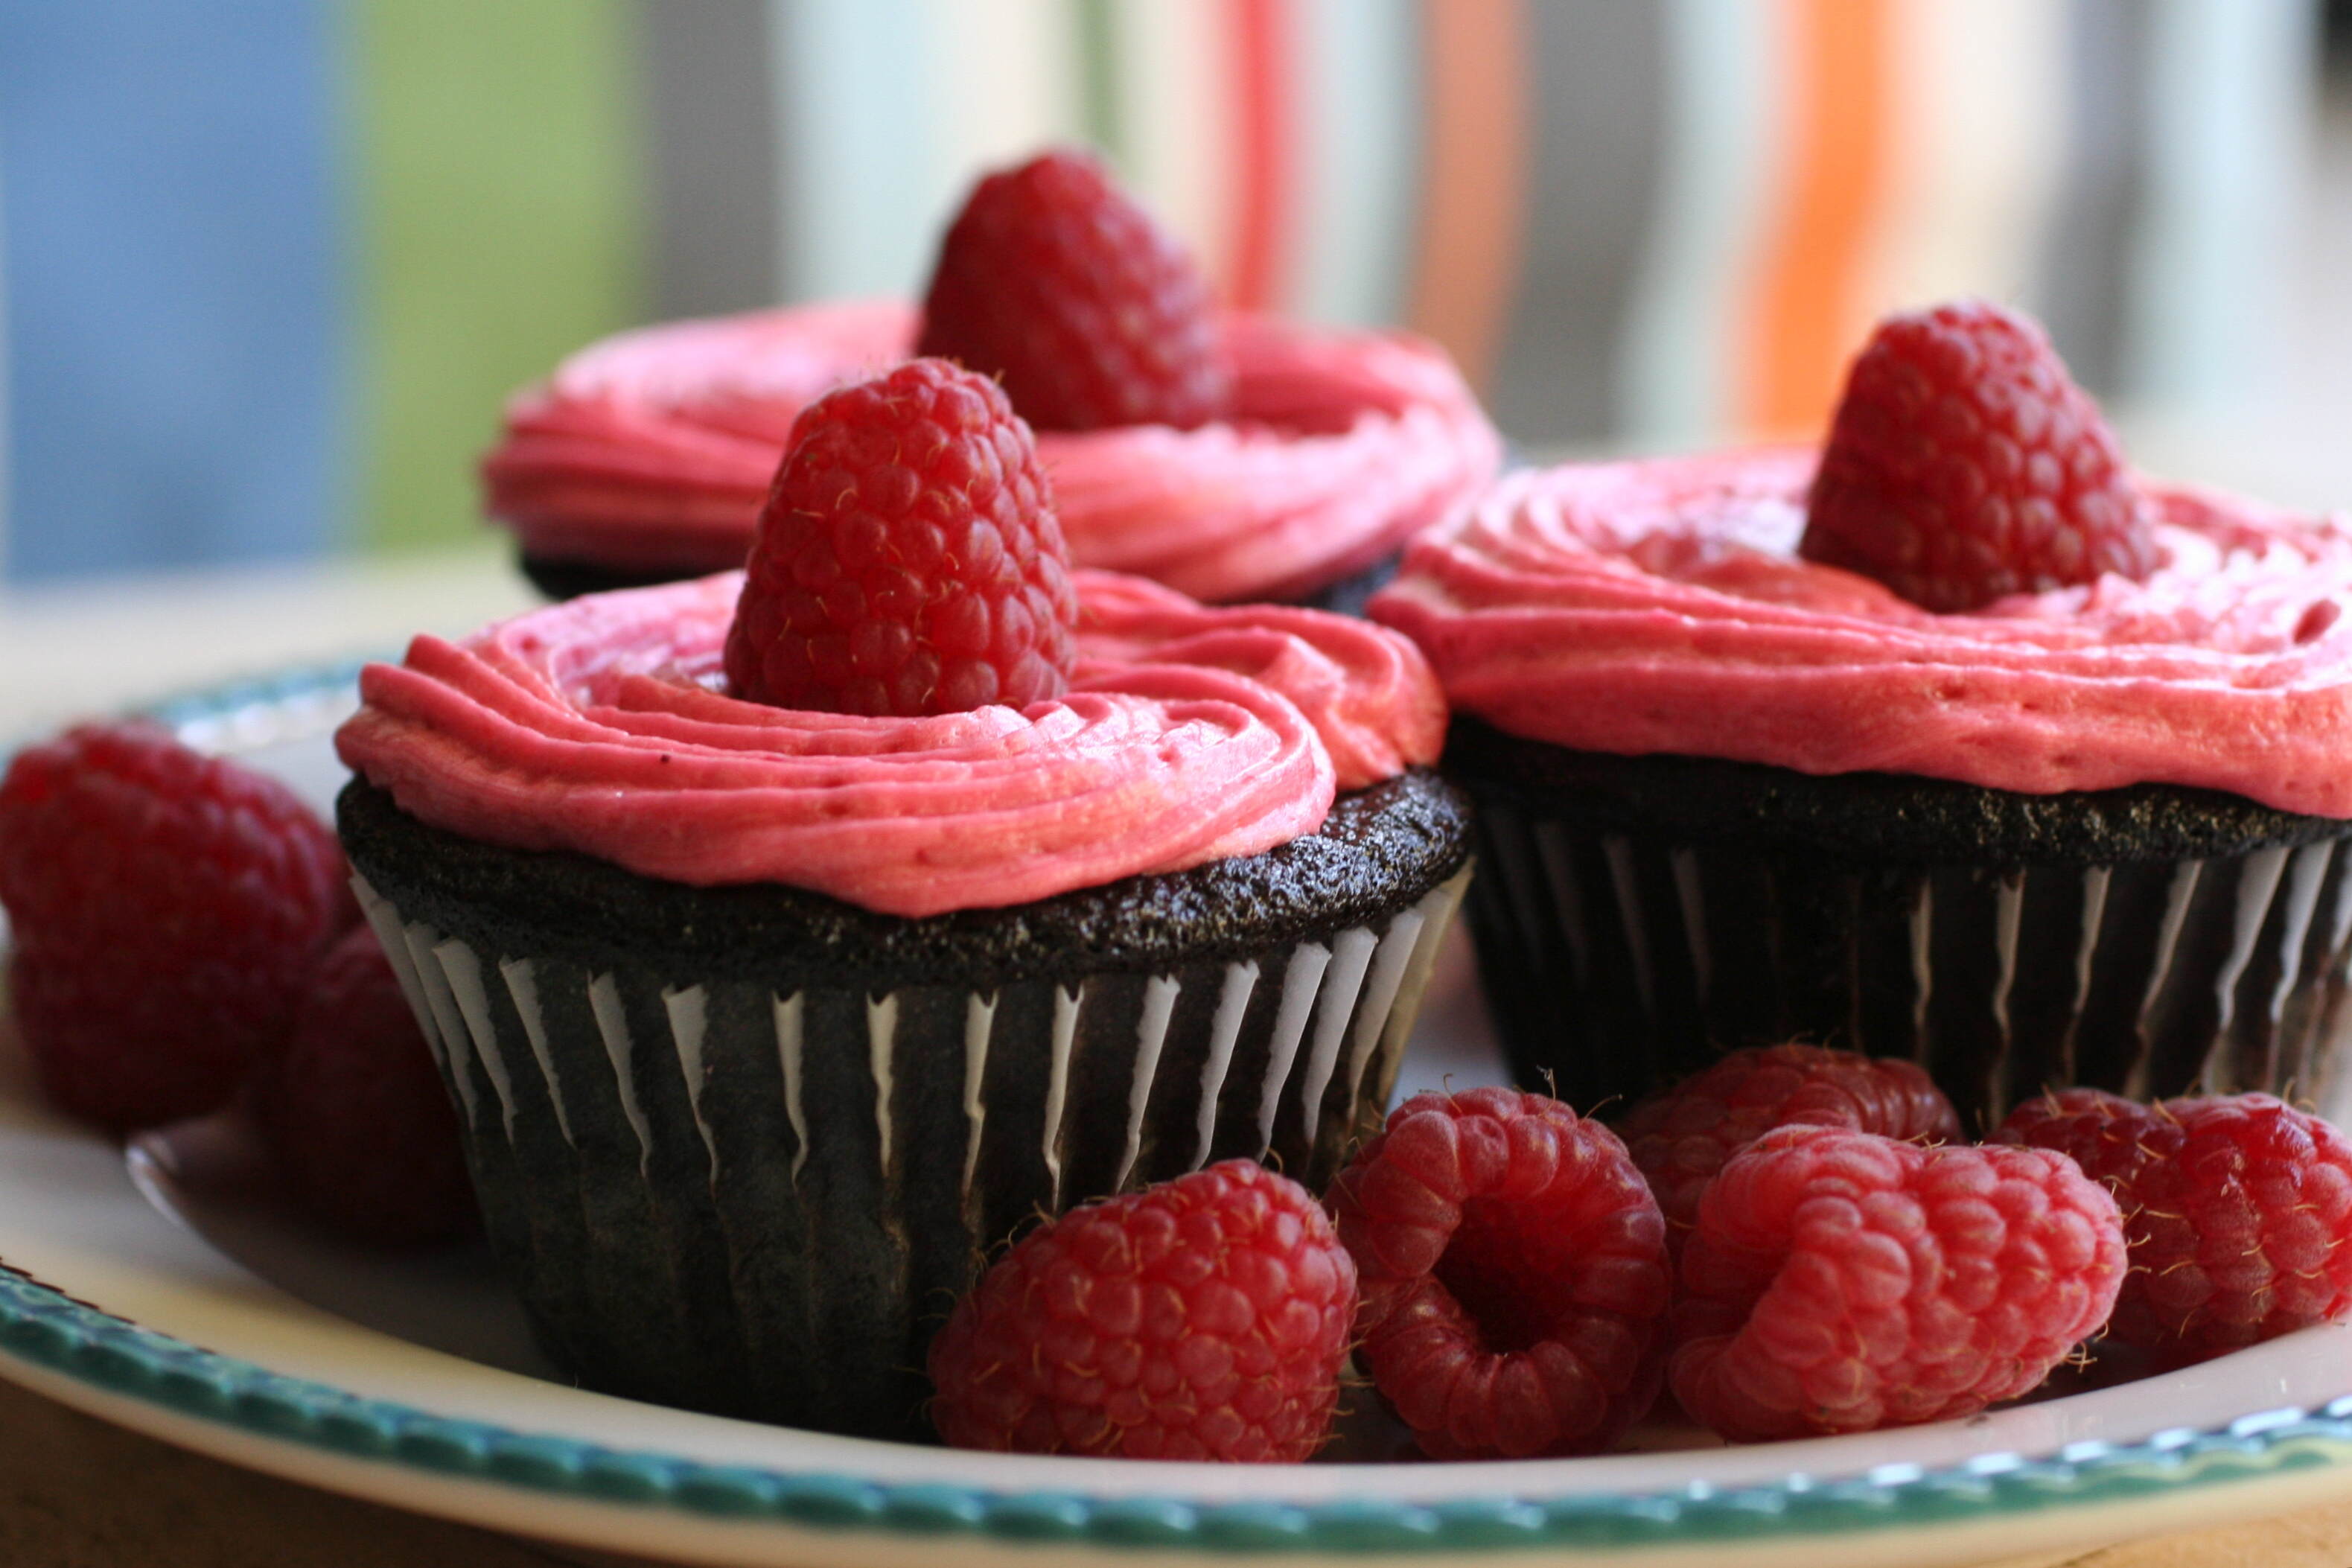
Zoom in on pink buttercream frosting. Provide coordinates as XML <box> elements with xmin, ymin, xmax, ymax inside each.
<box><xmin>1369</xmin><ymin>447</ymin><xmax>2352</xmax><ymax>818</ymax></box>
<box><xmin>337</xmin><ymin>570</ymin><xmax>1445</xmax><ymax>917</ymax></box>
<box><xmin>482</xmin><ymin>302</ymin><xmax>1500</xmax><ymax>604</ymax></box>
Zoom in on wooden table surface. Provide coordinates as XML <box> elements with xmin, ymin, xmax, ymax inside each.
<box><xmin>7</xmin><ymin>546</ymin><xmax>2352</xmax><ymax>1567</ymax></box>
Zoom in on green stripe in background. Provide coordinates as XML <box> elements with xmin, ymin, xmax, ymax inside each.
<box><xmin>1074</xmin><ymin>0</ymin><xmax>1126</xmax><ymax>170</ymax></box>
<box><xmin>351</xmin><ymin>0</ymin><xmax>644</xmax><ymax>553</ymax></box>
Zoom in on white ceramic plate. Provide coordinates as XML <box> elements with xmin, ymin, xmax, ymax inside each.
<box><xmin>1</xmin><ymin>667</ymin><xmax>2351</xmax><ymax>1568</ymax></box>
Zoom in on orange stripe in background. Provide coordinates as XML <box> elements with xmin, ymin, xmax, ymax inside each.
<box><xmin>1404</xmin><ymin>0</ymin><xmax>1531</xmax><ymax>394</ymax></box>
<box><xmin>1224</xmin><ymin>0</ymin><xmax>1296</xmax><ymax>311</ymax></box>
<box><xmin>1741</xmin><ymin>0</ymin><xmax>1896</xmax><ymax>439</ymax></box>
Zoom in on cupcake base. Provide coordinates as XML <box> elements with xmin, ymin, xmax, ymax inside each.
<box><xmin>340</xmin><ymin>771</ymin><xmax>1471</xmax><ymax>1438</ymax></box>
<box><xmin>1446</xmin><ymin>718</ymin><xmax>2352</xmax><ymax>1132</ymax></box>
<box><xmin>1293</xmin><ymin>552</ymin><xmax>1402</xmax><ymax>617</ymax></box>
<box><xmin>517</xmin><ymin>551</ymin><xmax>724</xmax><ymax>603</ymax></box>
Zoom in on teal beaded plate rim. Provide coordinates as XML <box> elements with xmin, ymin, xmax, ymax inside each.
<box><xmin>3</xmin><ymin>660</ymin><xmax>2351</xmax><ymax>1553</ymax></box>
<box><xmin>4</xmin><ymin>1263</ymin><xmax>2352</xmax><ymax>1555</ymax></box>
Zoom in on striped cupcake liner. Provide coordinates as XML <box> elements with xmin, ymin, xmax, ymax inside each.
<box><xmin>350</xmin><ymin>866</ymin><xmax>1469</xmax><ymax>1441</ymax></box>
<box><xmin>1462</xmin><ymin>794</ymin><xmax>2352</xmax><ymax>1134</ymax></box>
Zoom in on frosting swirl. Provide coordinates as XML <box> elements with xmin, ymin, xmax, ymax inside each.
<box><xmin>482</xmin><ymin>302</ymin><xmax>1499</xmax><ymax>603</ymax></box>
<box><xmin>337</xmin><ymin>570</ymin><xmax>1445</xmax><ymax>917</ymax></box>
<box><xmin>1370</xmin><ymin>448</ymin><xmax>2352</xmax><ymax>818</ymax></box>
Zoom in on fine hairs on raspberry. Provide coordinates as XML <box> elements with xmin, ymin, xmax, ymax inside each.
<box><xmin>1995</xmin><ymin>1089</ymin><xmax>2352</xmax><ymax>1363</ymax></box>
<box><xmin>1616</xmin><ymin>1043</ymin><xmax>1962</xmax><ymax>1246</ymax></box>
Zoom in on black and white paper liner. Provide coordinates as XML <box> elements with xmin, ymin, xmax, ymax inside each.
<box><xmin>1461</xmin><ymin>794</ymin><xmax>2352</xmax><ymax>1133</ymax></box>
<box><xmin>350</xmin><ymin>864</ymin><xmax>1470</xmax><ymax>1439</ymax></box>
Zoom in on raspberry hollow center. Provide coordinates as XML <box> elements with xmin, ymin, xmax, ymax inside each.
<box><xmin>1435</xmin><ymin>1198</ymin><xmax>1575</xmax><ymax>1354</ymax></box>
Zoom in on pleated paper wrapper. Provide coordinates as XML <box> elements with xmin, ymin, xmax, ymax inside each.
<box><xmin>351</xmin><ymin>865</ymin><xmax>1469</xmax><ymax>1440</ymax></box>
<box><xmin>1463</xmin><ymin>791</ymin><xmax>2352</xmax><ymax>1134</ymax></box>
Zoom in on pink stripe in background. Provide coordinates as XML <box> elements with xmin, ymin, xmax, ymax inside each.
<box><xmin>1223</xmin><ymin>0</ymin><xmax>1298</xmax><ymax>311</ymax></box>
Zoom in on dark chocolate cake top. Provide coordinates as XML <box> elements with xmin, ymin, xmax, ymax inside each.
<box><xmin>1447</xmin><ymin>716</ymin><xmax>2352</xmax><ymax>868</ymax></box>
<box><xmin>341</xmin><ymin>768</ymin><xmax>1470</xmax><ymax>991</ymax></box>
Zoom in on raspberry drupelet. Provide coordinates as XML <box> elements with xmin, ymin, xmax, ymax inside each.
<box><xmin>1995</xmin><ymin>1089</ymin><xmax>2352</xmax><ymax>1363</ymax></box>
<box><xmin>1671</xmin><ymin>1124</ymin><xmax>2126</xmax><ymax>1441</ymax></box>
<box><xmin>0</xmin><ymin>721</ymin><xmax>352</xmax><ymax>1129</ymax></box>
<box><xmin>926</xmin><ymin>1160</ymin><xmax>1357</xmax><ymax>1462</ymax></box>
<box><xmin>1328</xmin><ymin>1087</ymin><xmax>1672</xmax><ymax>1459</ymax></box>
<box><xmin>917</xmin><ymin>147</ymin><xmax>1230</xmax><ymax>433</ymax></box>
<box><xmin>1616</xmin><ymin>1044</ymin><xmax>1961</xmax><ymax>1246</ymax></box>
<box><xmin>724</xmin><ymin>357</ymin><xmax>1078</xmax><ymax>716</ymax></box>
<box><xmin>1801</xmin><ymin>299</ymin><xmax>2158</xmax><ymax>613</ymax></box>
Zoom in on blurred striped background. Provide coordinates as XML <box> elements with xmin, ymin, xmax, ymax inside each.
<box><xmin>0</xmin><ymin>0</ymin><xmax>2327</xmax><ymax>582</ymax></box>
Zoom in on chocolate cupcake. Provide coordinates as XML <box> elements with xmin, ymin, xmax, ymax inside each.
<box><xmin>1373</xmin><ymin>446</ymin><xmax>2352</xmax><ymax>1133</ymax></box>
<box><xmin>335</xmin><ymin>570</ymin><xmax>1470</xmax><ymax>1440</ymax></box>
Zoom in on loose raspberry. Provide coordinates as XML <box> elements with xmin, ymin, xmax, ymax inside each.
<box><xmin>928</xmin><ymin>1159</ymin><xmax>1355</xmax><ymax>1461</ymax></box>
<box><xmin>1671</xmin><ymin>1125</ymin><xmax>2124</xmax><ymax>1441</ymax></box>
<box><xmin>917</xmin><ymin>147</ymin><xmax>1230</xmax><ymax>433</ymax></box>
<box><xmin>1800</xmin><ymin>299</ymin><xmax>2158</xmax><ymax>613</ymax></box>
<box><xmin>253</xmin><ymin>925</ymin><xmax>474</xmax><ymax>1246</ymax></box>
<box><xmin>724</xmin><ymin>358</ymin><xmax>1079</xmax><ymax>716</ymax></box>
<box><xmin>1995</xmin><ymin>1089</ymin><xmax>2352</xmax><ymax>1363</ymax></box>
<box><xmin>1616</xmin><ymin>1045</ymin><xmax>1960</xmax><ymax>1244</ymax></box>
<box><xmin>0</xmin><ymin>722</ymin><xmax>351</xmax><ymax>1129</ymax></box>
<box><xmin>1328</xmin><ymin>1087</ymin><xmax>1671</xmax><ymax>1459</ymax></box>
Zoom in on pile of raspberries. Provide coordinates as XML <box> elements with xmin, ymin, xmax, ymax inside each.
<box><xmin>929</xmin><ymin>1045</ymin><xmax>2352</xmax><ymax>1462</ymax></box>
<box><xmin>0</xmin><ymin>721</ymin><xmax>472</xmax><ymax>1246</ymax></box>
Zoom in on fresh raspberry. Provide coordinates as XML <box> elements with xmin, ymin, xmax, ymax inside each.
<box><xmin>1328</xmin><ymin>1087</ymin><xmax>1671</xmax><ymax>1459</ymax></box>
<box><xmin>1616</xmin><ymin>1045</ymin><xmax>1961</xmax><ymax>1244</ymax></box>
<box><xmin>1800</xmin><ymin>299</ymin><xmax>2158</xmax><ymax>613</ymax></box>
<box><xmin>1671</xmin><ymin>1125</ymin><xmax>2124</xmax><ymax>1441</ymax></box>
<box><xmin>1994</xmin><ymin>1089</ymin><xmax>2352</xmax><ymax>1363</ymax></box>
<box><xmin>0</xmin><ymin>721</ymin><xmax>351</xmax><ymax>1130</ymax></box>
<box><xmin>252</xmin><ymin>926</ymin><xmax>474</xmax><ymax>1246</ymax></box>
<box><xmin>724</xmin><ymin>358</ymin><xmax>1079</xmax><ymax>716</ymax></box>
<box><xmin>917</xmin><ymin>147</ymin><xmax>1230</xmax><ymax>433</ymax></box>
<box><xmin>927</xmin><ymin>1159</ymin><xmax>1355</xmax><ymax>1461</ymax></box>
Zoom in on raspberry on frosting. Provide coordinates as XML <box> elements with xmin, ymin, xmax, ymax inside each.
<box><xmin>1370</xmin><ymin>450</ymin><xmax>2352</xmax><ymax>819</ymax></box>
<box><xmin>917</xmin><ymin>147</ymin><xmax>1229</xmax><ymax>433</ymax></box>
<box><xmin>724</xmin><ymin>357</ymin><xmax>1077</xmax><ymax>716</ymax></box>
<box><xmin>337</xmin><ymin>569</ymin><xmax>1444</xmax><ymax>917</ymax></box>
<box><xmin>1801</xmin><ymin>299</ymin><xmax>2157</xmax><ymax>612</ymax></box>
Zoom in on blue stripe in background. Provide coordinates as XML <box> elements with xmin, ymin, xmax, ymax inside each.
<box><xmin>0</xmin><ymin>0</ymin><xmax>342</xmax><ymax>581</ymax></box>
<box><xmin>770</xmin><ymin>0</ymin><xmax>940</xmax><ymax>302</ymax></box>
<box><xmin>1290</xmin><ymin>0</ymin><xmax>1421</xmax><ymax>328</ymax></box>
